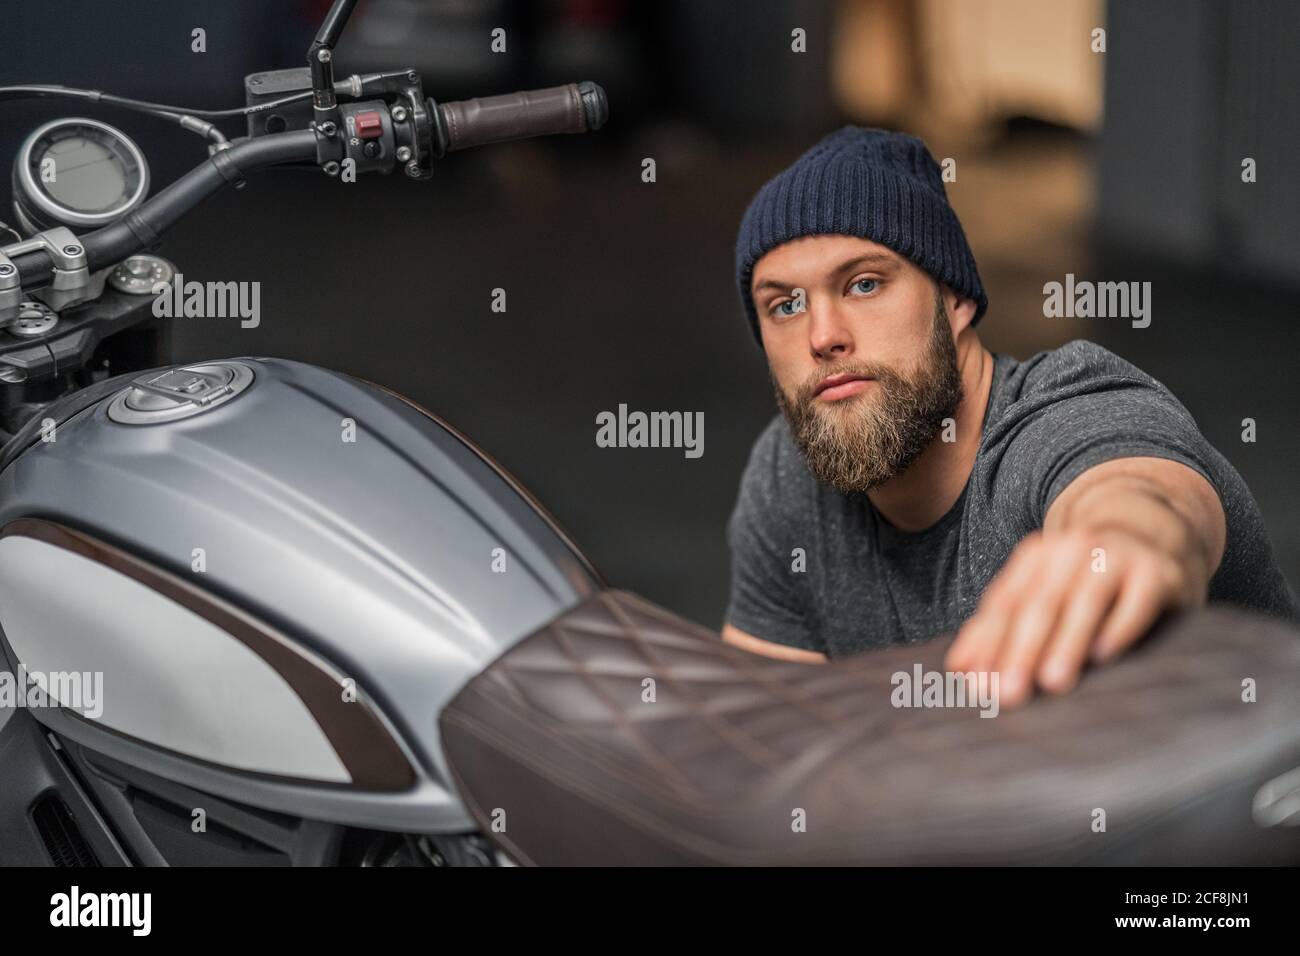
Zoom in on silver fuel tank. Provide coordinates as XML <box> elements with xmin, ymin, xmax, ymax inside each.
<box><xmin>0</xmin><ymin>358</ymin><xmax>602</xmax><ymax>832</ymax></box>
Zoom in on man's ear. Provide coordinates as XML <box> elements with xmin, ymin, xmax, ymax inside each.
<box><xmin>941</xmin><ymin>283</ymin><xmax>978</xmax><ymax>333</ymax></box>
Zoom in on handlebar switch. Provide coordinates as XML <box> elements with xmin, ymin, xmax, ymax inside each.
<box><xmin>338</xmin><ymin>101</ymin><xmax>395</xmax><ymax>176</ymax></box>
<box><xmin>355</xmin><ymin>110</ymin><xmax>383</xmax><ymax>140</ymax></box>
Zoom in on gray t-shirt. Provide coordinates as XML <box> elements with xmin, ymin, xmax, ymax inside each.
<box><xmin>726</xmin><ymin>339</ymin><xmax>1299</xmax><ymax>657</ymax></box>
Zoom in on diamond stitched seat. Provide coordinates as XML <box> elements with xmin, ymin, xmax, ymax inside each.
<box><xmin>440</xmin><ymin>591</ymin><xmax>1300</xmax><ymax>865</ymax></box>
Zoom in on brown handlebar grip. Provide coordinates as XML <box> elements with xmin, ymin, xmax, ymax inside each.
<box><xmin>437</xmin><ymin>82</ymin><xmax>606</xmax><ymax>152</ymax></box>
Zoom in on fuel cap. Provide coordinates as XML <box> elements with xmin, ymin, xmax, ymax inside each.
<box><xmin>107</xmin><ymin>362</ymin><xmax>254</xmax><ymax>424</ymax></box>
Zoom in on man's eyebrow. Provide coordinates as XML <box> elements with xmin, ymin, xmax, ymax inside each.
<box><xmin>752</xmin><ymin>252</ymin><xmax>900</xmax><ymax>295</ymax></box>
<box><xmin>835</xmin><ymin>252</ymin><xmax>899</xmax><ymax>273</ymax></box>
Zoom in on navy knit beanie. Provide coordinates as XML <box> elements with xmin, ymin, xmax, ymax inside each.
<box><xmin>735</xmin><ymin>126</ymin><xmax>987</xmax><ymax>343</ymax></box>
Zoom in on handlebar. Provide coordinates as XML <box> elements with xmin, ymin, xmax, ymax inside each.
<box><xmin>9</xmin><ymin>130</ymin><xmax>317</xmax><ymax>287</ymax></box>
<box><xmin>433</xmin><ymin>81</ymin><xmax>608</xmax><ymax>154</ymax></box>
<box><xmin>7</xmin><ymin>80</ymin><xmax>608</xmax><ymax>290</ymax></box>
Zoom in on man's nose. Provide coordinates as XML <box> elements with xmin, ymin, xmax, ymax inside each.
<box><xmin>806</xmin><ymin>298</ymin><xmax>853</xmax><ymax>361</ymax></box>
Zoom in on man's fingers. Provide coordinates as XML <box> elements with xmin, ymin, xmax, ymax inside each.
<box><xmin>1036</xmin><ymin>569</ymin><xmax>1118</xmax><ymax>694</ymax></box>
<box><xmin>1091</xmin><ymin>555</ymin><xmax>1169</xmax><ymax>662</ymax></box>
<box><xmin>947</xmin><ymin>607</ymin><xmax>1011</xmax><ymax>676</ymax></box>
<box><xmin>947</xmin><ymin>534</ymin><xmax>1045</xmax><ymax>672</ymax></box>
<box><xmin>949</xmin><ymin>531</ymin><xmax>1184</xmax><ymax>707</ymax></box>
<box><xmin>949</xmin><ymin>530</ymin><xmax>1192</xmax><ymax>709</ymax></box>
<box><xmin>992</xmin><ymin>537</ymin><xmax>1087</xmax><ymax>706</ymax></box>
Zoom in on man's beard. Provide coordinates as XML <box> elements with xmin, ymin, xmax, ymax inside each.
<box><xmin>774</xmin><ymin>294</ymin><xmax>964</xmax><ymax>494</ymax></box>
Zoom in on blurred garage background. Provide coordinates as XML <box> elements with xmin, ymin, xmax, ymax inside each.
<box><xmin>1</xmin><ymin>0</ymin><xmax>1296</xmax><ymax>628</ymax></box>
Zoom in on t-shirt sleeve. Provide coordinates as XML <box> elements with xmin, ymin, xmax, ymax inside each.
<box><xmin>724</xmin><ymin>419</ymin><xmax>823</xmax><ymax>652</ymax></box>
<box><xmin>989</xmin><ymin>340</ymin><xmax>1224</xmax><ymax>536</ymax></box>
<box><xmin>984</xmin><ymin>341</ymin><xmax>1299</xmax><ymax>624</ymax></box>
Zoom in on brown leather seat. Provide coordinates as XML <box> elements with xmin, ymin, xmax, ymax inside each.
<box><xmin>440</xmin><ymin>591</ymin><xmax>1300</xmax><ymax>865</ymax></box>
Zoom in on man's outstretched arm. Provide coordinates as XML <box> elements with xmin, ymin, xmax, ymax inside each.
<box><xmin>945</xmin><ymin>456</ymin><xmax>1227</xmax><ymax>708</ymax></box>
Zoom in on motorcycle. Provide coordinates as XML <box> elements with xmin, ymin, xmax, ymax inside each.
<box><xmin>1</xmin><ymin>0</ymin><xmax>1298</xmax><ymax>867</ymax></box>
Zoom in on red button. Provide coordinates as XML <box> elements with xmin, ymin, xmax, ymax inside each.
<box><xmin>355</xmin><ymin>110</ymin><xmax>383</xmax><ymax>140</ymax></box>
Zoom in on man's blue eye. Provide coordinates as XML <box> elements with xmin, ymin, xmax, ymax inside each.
<box><xmin>852</xmin><ymin>278</ymin><xmax>878</xmax><ymax>295</ymax></box>
<box><xmin>774</xmin><ymin>300</ymin><xmax>799</xmax><ymax>317</ymax></box>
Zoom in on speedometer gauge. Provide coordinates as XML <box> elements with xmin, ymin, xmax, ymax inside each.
<box><xmin>12</xmin><ymin>117</ymin><xmax>150</xmax><ymax>232</ymax></box>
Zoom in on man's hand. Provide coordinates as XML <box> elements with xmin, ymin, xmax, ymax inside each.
<box><xmin>945</xmin><ymin>457</ymin><xmax>1226</xmax><ymax>708</ymax></box>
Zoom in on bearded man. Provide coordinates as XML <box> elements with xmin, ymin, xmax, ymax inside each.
<box><xmin>723</xmin><ymin>127</ymin><xmax>1298</xmax><ymax>708</ymax></box>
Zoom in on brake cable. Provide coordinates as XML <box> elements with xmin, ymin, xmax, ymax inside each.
<box><xmin>0</xmin><ymin>84</ymin><xmax>330</xmax><ymax>151</ymax></box>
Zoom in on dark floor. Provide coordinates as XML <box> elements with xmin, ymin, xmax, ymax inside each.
<box><xmin>154</xmin><ymin>127</ymin><xmax>1300</xmax><ymax>628</ymax></box>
